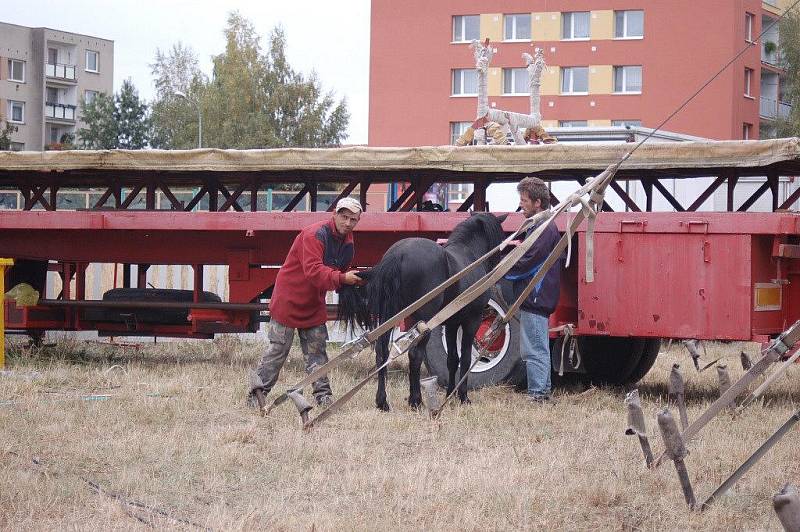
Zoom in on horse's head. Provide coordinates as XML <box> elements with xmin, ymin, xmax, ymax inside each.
<box><xmin>453</xmin><ymin>212</ymin><xmax>509</xmax><ymax>264</ymax></box>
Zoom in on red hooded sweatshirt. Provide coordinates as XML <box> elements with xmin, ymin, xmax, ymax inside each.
<box><xmin>268</xmin><ymin>218</ymin><xmax>354</xmax><ymax>328</ymax></box>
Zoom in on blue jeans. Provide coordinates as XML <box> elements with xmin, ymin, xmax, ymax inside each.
<box><xmin>520</xmin><ymin>310</ymin><xmax>551</xmax><ymax>397</ymax></box>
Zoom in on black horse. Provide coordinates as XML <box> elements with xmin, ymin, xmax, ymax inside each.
<box><xmin>339</xmin><ymin>212</ymin><xmax>508</xmax><ymax>410</ymax></box>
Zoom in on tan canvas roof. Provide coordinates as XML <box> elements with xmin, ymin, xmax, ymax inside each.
<box><xmin>1</xmin><ymin>138</ymin><xmax>798</xmax><ymax>178</ymax></box>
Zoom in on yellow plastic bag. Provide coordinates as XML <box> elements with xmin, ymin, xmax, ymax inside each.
<box><xmin>5</xmin><ymin>283</ymin><xmax>40</xmax><ymax>307</ymax></box>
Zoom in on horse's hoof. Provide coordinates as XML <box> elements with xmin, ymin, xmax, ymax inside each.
<box><xmin>459</xmin><ymin>396</ymin><xmax>472</xmax><ymax>405</ymax></box>
<box><xmin>376</xmin><ymin>401</ymin><xmax>391</xmax><ymax>412</ymax></box>
<box><xmin>407</xmin><ymin>397</ymin><xmax>423</xmax><ymax>410</ymax></box>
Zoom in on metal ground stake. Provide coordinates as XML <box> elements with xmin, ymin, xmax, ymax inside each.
<box><xmin>624</xmin><ymin>389</ymin><xmax>654</xmax><ymax>468</ymax></box>
<box><xmin>287</xmin><ymin>390</ymin><xmax>313</xmax><ymax>426</ymax></box>
<box><xmin>773</xmin><ymin>484</ymin><xmax>800</xmax><ymax>532</ymax></box>
<box><xmin>420</xmin><ymin>376</ymin><xmax>441</xmax><ymax>418</ymax></box>
<box><xmin>701</xmin><ymin>409</ymin><xmax>800</xmax><ymax>511</ymax></box>
<box><xmin>668</xmin><ymin>364</ymin><xmax>689</xmax><ymax>431</ymax></box>
<box><xmin>658</xmin><ymin>409</ymin><xmax>696</xmax><ymax>509</ymax></box>
<box><xmin>740</xmin><ymin>351</ymin><xmax>753</xmax><ymax>371</ymax></box>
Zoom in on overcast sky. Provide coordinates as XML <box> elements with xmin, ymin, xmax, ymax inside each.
<box><xmin>4</xmin><ymin>0</ymin><xmax>372</xmax><ymax>143</ymax></box>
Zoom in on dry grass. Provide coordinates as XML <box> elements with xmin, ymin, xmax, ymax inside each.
<box><xmin>1</xmin><ymin>336</ymin><xmax>799</xmax><ymax>530</ymax></box>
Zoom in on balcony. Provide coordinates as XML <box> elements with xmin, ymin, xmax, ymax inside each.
<box><xmin>45</xmin><ymin>63</ymin><xmax>76</xmax><ymax>82</ymax></box>
<box><xmin>760</xmin><ymin>97</ymin><xmax>791</xmax><ymax>120</ymax></box>
<box><xmin>45</xmin><ymin>102</ymin><xmax>77</xmax><ymax>122</ymax></box>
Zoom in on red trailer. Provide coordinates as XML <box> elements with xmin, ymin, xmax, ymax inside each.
<box><xmin>2</xmin><ymin>139</ymin><xmax>800</xmax><ymax>386</ymax></box>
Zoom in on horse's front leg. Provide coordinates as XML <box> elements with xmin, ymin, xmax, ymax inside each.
<box><xmin>458</xmin><ymin>321</ymin><xmax>480</xmax><ymax>404</ymax></box>
<box><xmin>444</xmin><ymin>324</ymin><xmax>459</xmax><ymax>396</ymax></box>
<box><xmin>407</xmin><ymin>337</ymin><xmax>427</xmax><ymax>410</ymax></box>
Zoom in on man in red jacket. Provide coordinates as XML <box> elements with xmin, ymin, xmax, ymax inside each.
<box><xmin>249</xmin><ymin>197</ymin><xmax>364</xmax><ymax>408</ymax></box>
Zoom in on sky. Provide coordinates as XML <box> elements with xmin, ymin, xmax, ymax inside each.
<box><xmin>4</xmin><ymin>0</ymin><xmax>372</xmax><ymax>143</ymax></box>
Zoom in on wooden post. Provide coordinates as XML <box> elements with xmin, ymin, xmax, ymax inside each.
<box><xmin>658</xmin><ymin>409</ymin><xmax>696</xmax><ymax>509</ymax></box>
<box><xmin>0</xmin><ymin>258</ymin><xmax>13</xmax><ymax>369</ymax></box>
<box><xmin>625</xmin><ymin>389</ymin><xmax>654</xmax><ymax>468</ymax></box>
<box><xmin>773</xmin><ymin>484</ymin><xmax>800</xmax><ymax>531</ymax></box>
<box><xmin>717</xmin><ymin>364</ymin><xmax>732</xmax><ymax>409</ymax></box>
<box><xmin>669</xmin><ymin>364</ymin><xmax>689</xmax><ymax>431</ymax></box>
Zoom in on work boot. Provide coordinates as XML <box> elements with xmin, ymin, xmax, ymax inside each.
<box><xmin>317</xmin><ymin>394</ymin><xmax>334</xmax><ymax>409</ymax></box>
<box><xmin>527</xmin><ymin>394</ymin><xmax>554</xmax><ymax>405</ymax></box>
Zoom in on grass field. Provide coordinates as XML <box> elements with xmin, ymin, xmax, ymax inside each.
<box><xmin>1</xmin><ymin>335</ymin><xmax>798</xmax><ymax>530</ymax></box>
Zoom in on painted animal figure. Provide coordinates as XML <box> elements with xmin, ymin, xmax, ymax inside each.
<box><xmin>339</xmin><ymin>212</ymin><xmax>508</xmax><ymax>410</ymax></box>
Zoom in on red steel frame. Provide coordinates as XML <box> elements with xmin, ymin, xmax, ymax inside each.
<box><xmin>2</xmin><ymin>209</ymin><xmax>799</xmax><ymax>343</ymax></box>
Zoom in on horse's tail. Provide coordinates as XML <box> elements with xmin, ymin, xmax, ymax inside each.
<box><xmin>365</xmin><ymin>257</ymin><xmax>403</xmax><ymax>329</ymax></box>
<box><xmin>336</xmin><ymin>268</ymin><xmax>373</xmax><ymax>333</ymax></box>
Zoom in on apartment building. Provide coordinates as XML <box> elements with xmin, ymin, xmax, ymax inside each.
<box><xmin>0</xmin><ymin>21</ymin><xmax>113</xmax><ymax>151</ymax></box>
<box><xmin>369</xmin><ymin>0</ymin><xmax>790</xmax><ymax>146</ymax></box>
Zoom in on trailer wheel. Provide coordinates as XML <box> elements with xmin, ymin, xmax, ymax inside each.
<box><xmin>577</xmin><ymin>336</ymin><xmax>657</xmax><ymax>385</ymax></box>
<box><xmin>83</xmin><ymin>288</ymin><xmax>221</xmax><ymax>325</ymax></box>
<box><xmin>424</xmin><ymin>285</ymin><xmax>524</xmax><ymax>390</ymax></box>
<box><xmin>625</xmin><ymin>338</ymin><xmax>661</xmax><ymax>383</ymax></box>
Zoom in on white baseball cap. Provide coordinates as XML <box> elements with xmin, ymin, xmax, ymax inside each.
<box><xmin>335</xmin><ymin>197</ymin><xmax>363</xmax><ymax>214</ymax></box>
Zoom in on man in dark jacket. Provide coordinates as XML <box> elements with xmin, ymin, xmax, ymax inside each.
<box><xmin>506</xmin><ymin>177</ymin><xmax>561</xmax><ymax>402</ymax></box>
<box><xmin>248</xmin><ymin>197</ymin><xmax>364</xmax><ymax>408</ymax></box>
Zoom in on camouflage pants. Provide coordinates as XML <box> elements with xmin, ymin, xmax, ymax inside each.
<box><xmin>254</xmin><ymin>320</ymin><xmax>332</xmax><ymax>404</ymax></box>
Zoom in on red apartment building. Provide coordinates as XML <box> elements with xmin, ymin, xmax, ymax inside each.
<box><xmin>368</xmin><ymin>0</ymin><xmax>790</xmax><ymax>147</ymax></box>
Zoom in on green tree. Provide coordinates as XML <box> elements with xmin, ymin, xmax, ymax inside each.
<box><xmin>149</xmin><ymin>43</ymin><xmax>205</xmax><ymax>149</ymax></box>
<box><xmin>78</xmin><ymin>79</ymin><xmax>151</xmax><ymax>149</ymax></box>
<box><xmin>149</xmin><ymin>12</ymin><xmax>349</xmax><ymax>149</ymax></box>
<box><xmin>114</xmin><ymin>79</ymin><xmax>150</xmax><ymax>149</ymax></box>
<box><xmin>777</xmin><ymin>10</ymin><xmax>800</xmax><ymax>137</ymax></box>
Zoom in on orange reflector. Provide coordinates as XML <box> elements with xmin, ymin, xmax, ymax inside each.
<box><xmin>754</xmin><ymin>283</ymin><xmax>782</xmax><ymax>311</ymax></box>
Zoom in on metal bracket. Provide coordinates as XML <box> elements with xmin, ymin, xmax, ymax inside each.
<box><xmin>390</xmin><ymin>322</ymin><xmax>429</xmax><ymax>360</ymax></box>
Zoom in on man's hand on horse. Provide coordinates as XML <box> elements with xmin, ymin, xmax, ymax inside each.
<box><xmin>342</xmin><ymin>270</ymin><xmax>365</xmax><ymax>286</ymax></box>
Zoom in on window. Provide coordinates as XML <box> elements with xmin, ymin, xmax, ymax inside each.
<box><xmin>504</xmin><ymin>14</ymin><xmax>531</xmax><ymax>40</ymax></box>
<box><xmin>503</xmin><ymin>68</ymin><xmax>529</xmax><ymax>95</ymax></box>
<box><xmin>745</xmin><ymin>12</ymin><xmax>754</xmax><ymax>42</ymax></box>
<box><xmin>613</xmin><ymin>66</ymin><xmax>643</xmax><ymax>93</ymax></box>
<box><xmin>743</xmin><ymin>123</ymin><xmax>752</xmax><ymax>140</ymax></box>
<box><xmin>453</xmin><ymin>15</ymin><xmax>479</xmax><ymax>42</ymax></box>
<box><xmin>8</xmin><ymin>59</ymin><xmax>25</xmax><ymax>82</ymax></box>
<box><xmin>50</xmin><ymin>127</ymin><xmax>61</xmax><ymax>144</ymax></box>
<box><xmin>46</xmin><ymin>87</ymin><xmax>59</xmax><ymax>104</ymax></box>
<box><xmin>8</xmin><ymin>101</ymin><xmax>24</xmax><ymax>123</ymax></box>
<box><xmin>450</xmin><ymin>122</ymin><xmax>476</xmax><ymax>145</ymax></box>
<box><xmin>562</xmin><ymin>12</ymin><xmax>590</xmax><ymax>40</ymax></box>
<box><xmin>614</xmin><ymin>10</ymin><xmax>644</xmax><ymax>38</ymax></box>
<box><xmin>9</xmin><ymin>142</ymin><xmax>24</xmax><ymax>152</ymax></box>
<box><xmin>85</xmin><ymin>50</ymin><xmax>99</xmax><ymax>72</ymax></box>
<box><xmin>612</xmin><ymin>120</ymin><xmax>642</xmax><ymax>127</ymax></box>
<box><xmin>452</xmin><ymin>69</ymin><xmax>478</xmax><ymax>96</ymax></box>
<box><xmin>561</xmin><ymin>67</ymin><xmax>589</xmax><ymax>94</ymax></box>
<box><xmin>449</xmin><ymin>183</ymin><xmax>473</xmax><ymax>203</ymax></box>
<box><xmin>48</xmin><ymin>48</ymin><xmax>58</xmax><ymax>65</ymax></box>
<box><xmin>744</xmin><ymin>68</ymin><xmax>753</xmax><ymax>96</ymax></box>
<box><xmin>84</xmin><ymin>90</ymin><xmax>98</xmax><ymax>104</ymax></box>
<box><xmin>559</xmin><ymin>120</ymin><xmax>588</xmax><ymax>127</ymax></box>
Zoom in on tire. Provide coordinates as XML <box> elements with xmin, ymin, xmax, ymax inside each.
<box><xmin>578</xmin><ymin>336</ymin><xmax>658</xmax><ymax>385</ymax></box>
<box><xmin>625</xmin><ymin>338</ymin><xmax>661</xmax><ymax>384</ymax></box>
<box><xmin>423</xmin><ymin>284</ymin><xmax>524</xmax><ymax>390</ymax></box>
<box><xmin>83</xmin><ymin>288</ymin><xmax>221</xmax><ymax>325</ymax></box>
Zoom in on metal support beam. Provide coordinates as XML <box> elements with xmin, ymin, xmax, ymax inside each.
<box><xmin>727</xmin><ymin>173</ymin><xmax>739</xmax><ymax>211</ymax></box>
<box><xmin>610</xmin><ymin>181</ymin><xmax>641</xmax><ymax>212</ymax></box>
<box><xmin>652</xmin><ymin>179</ymin><xmax>686</xmax><ymax>212</ymax></box>
<box><xmin>687</xmin><ymin>176</ymin><xmax>726</xmax><ymax>211</ymax></box>
<box><xmin>738</xmin><ymin>180</ymin><xmax>771</xmax><ymax>212</ymax></box>
<box><xmin>284</xmin><ymin>184</ymin><xmax>310</xmax><ymax>212</ymax></box>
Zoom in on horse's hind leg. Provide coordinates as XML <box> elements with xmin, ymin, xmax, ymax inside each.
<box><xmin>444</xmin><ymin>324</ymin><xmax>459</xmax><ymax>396</ymax></box>
<box><xmin>375</xmin><ymin>334</ymin><xmax>391</xmax><ymax>412</ymax></box>
<box><xmin>407</xmin><ymin>337</ymin><xmax>427</xmax><ymax>409</ymax></box>
<box><xmin>458</xmin><ymin>320</ymin><xmax>481</xmax><ymax>404</ymax></box>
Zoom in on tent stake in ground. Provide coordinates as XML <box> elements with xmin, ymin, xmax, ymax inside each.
<box><xmin>773</xmin><ymin>484</ymin><xmax>800</xmax><ymax>531</ymax></box>
<box><xmin>716</xmin><ymin>364</ymin><xmax>733</xmax><ymax>410</ymax></box>
<box><xmin>701</xmin><ymin>409</ymin><xmax>800</xmax><ymax>511</ymax></box>
<box><xmin>658</xmin><ymin>409</ymin><xmax>696</xmax><ymax>509</ymax></box>
<box><xmin>738</xmin><ymin>346</ymin><xmax>800</xmax><ymax>413</ymax></box>
<box><xmin>654</xmin><ymin>321</ymin><xmax>800</xmax><ymax>468</ymax></box>
<box><xmin>668</xmin><ymin>364</ymin><xmax>689</xmax><ymax>431</ymax></box>
<box><xmin>625</xmin><ymin>389</ymin><xmax>654</xmax><ymax>468</ymax></box>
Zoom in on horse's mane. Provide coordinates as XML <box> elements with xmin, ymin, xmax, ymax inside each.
<box><xmin>445</xmin><ymin>213</ymin><xmax>506</xmax><ymax>253</ymax></box>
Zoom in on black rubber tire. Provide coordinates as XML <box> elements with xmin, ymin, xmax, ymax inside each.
<box><xmin>625</xmin><ymin>338</ymin><xmax>661</xmax><ymax>384</ymax></box>
<box><xmin>423</xmin><ymin>284</ymin><xmax>525</xmax><ymax>390</ymax></box>
<box><xmin>83</xmin><ymin>288</ymin><xmax>221</xmax><ymax>325</ymax></box>
<box><xmin>578</xmin><ymin>336</ymin><xmax>656</xmax><ymax>385</ymax></box>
